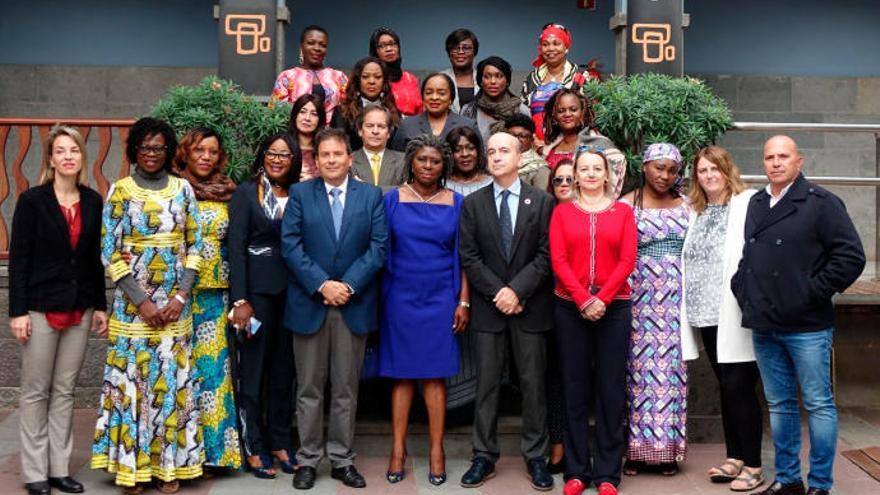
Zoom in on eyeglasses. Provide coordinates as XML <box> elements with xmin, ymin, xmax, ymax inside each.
<box><xmin>552</xmin><ymin>176</ymin><xmax>574</xmax><ymax>186</ymax></box>
<box><xmin>451</xmin><ymin>43</ymin><xmax>474</xmax><ymax>54</ymax></box>
<box><xmin>265</xmin><ymin>151</ymin><xmax>293</xmax><ymax>161</ymax></box>
<box><xmin>376</xmin><ymin>41</ymin><xmax>398</xmax><ymax>50</ymax></box>
<box><xmin>137</xmin><ymin>145</ymin><xmax>168</xmax><ymax>155</ymax></box>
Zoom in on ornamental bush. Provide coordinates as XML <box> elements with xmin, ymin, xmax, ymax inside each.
<box><xmin>584</xmin><ymin>73</ymin><xmax>733</xmax><ymax>175</ymax></box>
<box><xmin>152</xmin><ymin>76</ymin><xmax>289</xmax><ymax>182</ymax></box>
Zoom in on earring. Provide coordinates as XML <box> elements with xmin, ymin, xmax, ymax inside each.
<box><xmin>298</xmin><ymin>48</ymin><xmax>304</xmax><ymax>65</ymax></box>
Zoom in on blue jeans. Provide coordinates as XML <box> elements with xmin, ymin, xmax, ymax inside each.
<box><xmin>752</xmin><ymin>328</ymin><xmax>836</xmax><ymax>490</ymax></box>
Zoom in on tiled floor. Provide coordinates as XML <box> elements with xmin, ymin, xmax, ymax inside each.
<box><xmin>0</xmin><ymin>408</ymin><xmax>878</xmax><ymax>494</ymax></box>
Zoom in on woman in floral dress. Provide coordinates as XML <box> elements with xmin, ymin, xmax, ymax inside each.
<box><xmin>91</xmin><ymin>118</ymin><xmax>203</xmax><ymax>494</ymax></box>
<box><xmin>174</xmin><ymin>128</ymin><xmax>241</xmax><ymax>473</ymax></box>
<box><xmin>621</xmin><ymin>143</ymin><xmax>689</xmax><ymax>476</ymax></box>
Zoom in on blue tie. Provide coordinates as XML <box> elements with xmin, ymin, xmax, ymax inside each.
<box><xmin>499</xmin><ymin>190</ymin><xmax>513</xmax><ymax>259</ymax></box>
<box><xmin>330</xmin><ymin>188</ymin><xmax>343</xmax><ymax>239</ymax></box>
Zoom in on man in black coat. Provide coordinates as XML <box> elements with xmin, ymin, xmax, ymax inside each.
<box><xmin>458</xmin><ymin>132</ymin><xmax>555</xmax><ymax>491</ymax></box>
<box><xmin>731</xmin><ymin>135</ymin><xmax>865</xmax><ymax>495</ymax></box>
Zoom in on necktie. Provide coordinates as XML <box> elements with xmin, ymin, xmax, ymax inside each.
<box><xmin>499</xmin><ymin>190</ymin><xmax>513</xmax><ymax>259</ymax></box>
<box><xmin>370</xmin><ymin>153</ymin><xmax>381</xmax><ymax>185</ymax></box>
<box><xmin>330</xmin><ymin>188</ymin><xmax>343</xmax><ymax>239</ymax></box>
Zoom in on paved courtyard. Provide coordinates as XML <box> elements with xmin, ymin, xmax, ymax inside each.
<box><xmin>0</xmin><ymin>408</ymin><xmax>878</xmax><ymax>495</ymax></box>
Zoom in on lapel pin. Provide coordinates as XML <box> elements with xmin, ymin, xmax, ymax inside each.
<box><xmin>524</xmin><ymin>198</ymin><xmax>532</xmax><ymax>205</ymax></box>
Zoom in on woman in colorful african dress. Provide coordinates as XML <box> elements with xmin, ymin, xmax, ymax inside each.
<box><xmin>173</xmin><ymin>127</ymin><xmax>241</xmax><ymax>473</ymax></box>
<box><xmin>91</xmin><ymin>117</ymin><xmax>204</xmax><ymax>495</ymax></box>
<box><xmin>620</xmin><ymin>143</ymin><xmax>689</xmax><ymax>476</ymax></box>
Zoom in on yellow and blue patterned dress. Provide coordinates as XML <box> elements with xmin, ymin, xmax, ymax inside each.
<box><xmin>190</xmin><ymin>200</ymin><xmax>242</xmax><ymax>469</ymax></box>
<box><xmin>91</xmin><ymin>176</ymin><xmax>204</xmax><ymax>486</ymax></box>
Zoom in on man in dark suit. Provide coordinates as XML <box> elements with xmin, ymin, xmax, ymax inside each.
<box><xmin>350</xmin><ymin>104</ymin><xmax>406</xmax><ymax>192</ymax></box>
<box><xmin>458</xmin><ymin>132</ymin><xmax>555</xmax><ymax>491</ymax></box>
<box><xmin>731</xmin><ymin>136</ymin><xmax>865</xmax><ymax>495</ymax></box>
<box><xmin>281</xmin><ymin>128</ymin><xmax>388</xmax><ymax>490</ymax></box>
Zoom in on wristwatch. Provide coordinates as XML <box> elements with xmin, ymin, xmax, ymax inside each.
<box><xmin>233</xmin><ymin>299</ymin><xmax>249</xmax><ymax>308</ymax></box>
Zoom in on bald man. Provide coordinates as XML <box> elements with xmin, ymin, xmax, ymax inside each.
<box><xmin>731</xmin><ymin>136</ymin><xmax>865</xmax><ymax>495</ymax></box>
<box><xmin>458</xmin><ymin>132</ymin><xmax>556</xmax><ymax>490</ymax></box>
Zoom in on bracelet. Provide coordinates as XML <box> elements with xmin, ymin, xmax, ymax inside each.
<box><xmin>174</xmin><ymin>294</ymin><xmax>187</xmax><ymax>304</ymax></box>
<box><xmin>233</xmin><ymin>299</ymin><xmax>249</xmax><ymax>308</ymax></box>
<box><xmin>458</xmin><ymin>301</ymin><xmax>470</xmax><ymax>308</ymax></box>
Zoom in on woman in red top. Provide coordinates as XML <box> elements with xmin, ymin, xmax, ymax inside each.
<box><xmin>9</xmin><ymin>125</ymin><xmax>108</xmax><ymax>495</ymax></box>
<box><xmin>369</xmin><ymin>27</ymin><xmax>423</xmax><ymax>116</ymax></box>
<box><xmin>549</xmin><ymin>148</ymin><xmax>636</xmax><ymax>495</ymax></box>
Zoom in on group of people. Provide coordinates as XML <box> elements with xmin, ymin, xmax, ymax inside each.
<box><xmin>8</xmin><ymin>21</ymin><xmax>867</xmax><ymax>495</ymax></box>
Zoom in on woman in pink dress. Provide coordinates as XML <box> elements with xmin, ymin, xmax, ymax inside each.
<box><xmin>271</xmin><ymin>25</ymin><xmax>348</xmax><ymax>122</ymax></box>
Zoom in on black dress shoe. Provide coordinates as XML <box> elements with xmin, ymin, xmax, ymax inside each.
<box><xmin>527</xmin><ymin>458</ymin><xmax>554</xmax><ymax>491</ymax></box>
<box><xmin>805</xmin><ymin>489</ymin><xmax>830</xmax><ymax>495</ymax></box>
<box><xmin>293</xmin><ymin>466</ymin><xmax>317</xmax><ymax>490</ymax></box>
<box><xmin>460</xmin><ymin>457</ymin><xmax>496</xmax><ymax>488</ymax></box>
<box><xmin>547</xmin><ymin>458</ymin><xmax>564</xmax><ymax>474</ymax></box>
<box><xmin>751</xmin><ymin>480</ymin><xmax>806</xmax><ymax>495</ymax></box>
<box><xmin>24</xmin><ymin>481</ymin><xmax>50</xmax><ymax>495</ymax></box>
<box><xmin>331</xmin><ymin>465</ymin><xmax>366</xmax><ymax>488</ymax></box>
<box><xmin>48</xmin><ymin>477</ymin><xmax>84</xmax><ymax>493</ymax></box>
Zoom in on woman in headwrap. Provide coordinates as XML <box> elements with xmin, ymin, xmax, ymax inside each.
<box><xmin>460</xmin><ymin>56</ymin><xmax>530</xmax><ymax>142</ymax></box>
<box><xmin>370</xmin><ymin>27</ymin><xmax>423</xmax><ymax>116</ymax></box>
<box><xmin>521</xmin><ymin>23</ymin><xmax>594</xmax><ymax>143</ymax></box>
<box><xmin>621</xmin><ymin>143</ymin><xmax>690</xmax><ymax>477</ymax></box>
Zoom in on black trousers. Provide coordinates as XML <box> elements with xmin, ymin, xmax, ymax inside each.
<box><xmin>699</xmin><ymin>326</ymin><xmax>763</xmax><ymax>467</ymax></box>
<box><xmin>237</xmin><ymin>291</ymin><xmax>295</xmax><ymax>457</ymax></box>
<box><xmin>555</xmin><ymin>299</ymin><xmax>630</xmax><ymax>486</ymax></box>
<box><xmin>546</xmin><ymin>329</ymin><xmax>565</xmax><ymax>445</ymax></box>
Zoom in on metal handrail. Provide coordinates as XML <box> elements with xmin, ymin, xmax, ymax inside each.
<box><xmin>741</xmin><ymin>175</ymin><xmax>880</xmax><ymax>186</ymax></box>
<box><xmin>729</xmin><ymin>121</ymin><xmax>880</xmax><ymax>280</ymax></box>
<box><xmin>732</xmin><ymin>122</ymin><xmax>880</xmax><ymax>133</ymax></box>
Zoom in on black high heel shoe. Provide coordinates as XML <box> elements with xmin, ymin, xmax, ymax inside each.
<box><xmin>273</xmin><ymin>450</ymin><xmax>297</xmax><ymax>474</ymax></box>
<box><xmin>428</xmin><ymin>450</ymin><xmax>446</xmax><ymax>486</ymax></box>
<box><xmin>386</xmin><ymin>451</ymin><xmax>407</xmax><ymax>483</ymax></box>
<box><xmin>246</xmin><ymin>454</ymin><xmax>277</xmax><ymax>479</ymax></box>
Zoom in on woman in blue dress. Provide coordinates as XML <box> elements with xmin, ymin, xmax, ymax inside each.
<box><xmin>379</xmin><ymin>133</ymin><xmax>470</xmax><ymax>486</ymax></box>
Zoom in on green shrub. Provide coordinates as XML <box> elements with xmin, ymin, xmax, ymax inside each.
<box><xmin>152</xmin><ymin>76</ymin><xmax>290</xmax><ymax>182</ymax></box>
<box><xmin>584</xmin><ymin>73</ymin><xmax>732</xmax><ymax>175</ymax></box>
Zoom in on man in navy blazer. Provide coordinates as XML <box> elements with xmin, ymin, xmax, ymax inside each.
<box><xmin>731</xmin><ymin>136</ymin><xmax>865</xmax><ymax>495</ymax></box>
<box><xmin>281</xmin><ymin>128</ymin><xmax>387</xmax><ymax>490</ymax></box>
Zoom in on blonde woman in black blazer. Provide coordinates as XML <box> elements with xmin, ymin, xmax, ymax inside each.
<box><xmin>8</xmin><ymin>125</ymin><xmax>108</xmax><ymax>495</ymax></box>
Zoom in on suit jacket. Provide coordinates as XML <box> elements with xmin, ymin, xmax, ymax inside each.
<box><xmin>389</xmin><ymin>112</ymin><xmax>480</xmax><ymax>152</ymax></box>
<box><xmin>281</xmin><ymin>178</ymin><xmax>388</xmax><ymax>335</ymax></box>
<box><xmin>459</xmin><ymin>181</ymin><xmax>555</xmax><ymax>333</ymax></box>
<box><xmin>731</xmin><ymin>174</ymin><xmax>865</xmax><ymax>332</ymax></box>
<box><xmin>8</xmin><ymin>183</ymin><xmax>106</xmax><ymax>316</ymax></box>
<box><xmin>351</xmin><ymin>148</ymin><xmax>407</xmax><ymax>193</ymax></box>
<box><xmin>228</xmin><ymin>180</ymin><xmax>289</xmax><ymax>301</ymax></box>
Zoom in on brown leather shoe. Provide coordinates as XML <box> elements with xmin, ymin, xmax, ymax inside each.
<box><xmin>750</xmin><ymin>480</ymin><xmax>805</xmax><ymax>495</ymax></box>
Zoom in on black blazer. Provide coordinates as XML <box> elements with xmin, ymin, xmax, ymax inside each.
<box><xmin>459</xmin><ymin>181</ymin><xmax>555</xmax><ymax>333</ymax></box>
<box><xmin>228</xmin><ymin>180</ymin><xmax>289</xmax><ymax>301</ymax></box>
<box><xmin>8</xmin><ymin>183</ymin><xmax>106</xmax><ymax>317</ymax></box>
<box><xmin>731</xmin><ymin>174</ymin><xmax>866</xmax><ymax>332</ymax></box>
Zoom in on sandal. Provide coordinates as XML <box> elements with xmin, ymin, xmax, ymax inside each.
<box><xmin>156</xmin><ymin>480</ymin><xmax>179</xmax><ymax>494</ymax></box>
<box><xmin>121</xmin><ymin>485</ymin><xmax>144</xmax><ymax>495</ymax></box>
<box><xmin>623</xmin><ymin>460</ymin><xmax>642</xmax><ymax>476</ymax></box>
<box><xmin>247</xmin><ymin>454</ymin><xmax>277</xmax><ymax>479</ymax></box>
<box><xmin>272</xmin><ymin>449</ymin><xmax>297</xmax><ymax>474</ymax></box>
<box><xmin>730</xmin><ymin>467</ymin><xmax>764</xmax><ymax>492</ymax></box>
<box><xmin>709</xmin><ymin>458</ymin><xmax>744</xmax><ymax>483</ymax></box>
<box><xmin>660</xmin><ymin>462</ymin><xmax>679</xmax><ymax>476</ymax></box>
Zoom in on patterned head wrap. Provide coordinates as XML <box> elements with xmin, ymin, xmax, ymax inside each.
<box><xmin>643</xmin><ymin>142</ymin><xmax>682</xmax><ymax>165</ymax></box>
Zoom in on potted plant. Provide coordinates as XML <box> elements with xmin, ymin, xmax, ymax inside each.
<box><xmin>584</xmin><ymin>73</ymin><xmax>733</xmax><ymax>176</ymax></box>
<box><xmin>152</xmin><ymin>76</ymin><xmax>290</xmax><ymax>182</ymax></box>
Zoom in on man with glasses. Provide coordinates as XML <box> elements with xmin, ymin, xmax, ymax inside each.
<box><xmin>504</xmin><ymin>113</ymin><xmax>551</xmax><ymax>190</ymax></box>
<box><xmin>442</xmin><ymin>28</ymin><xmax>480</xmax><ymax>113</ymax></box>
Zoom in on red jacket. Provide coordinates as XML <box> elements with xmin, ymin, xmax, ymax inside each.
<box><xmin>550</xmin><ymin>201</ymin><xmax>637</xmax><ymax>310</ymax></box>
